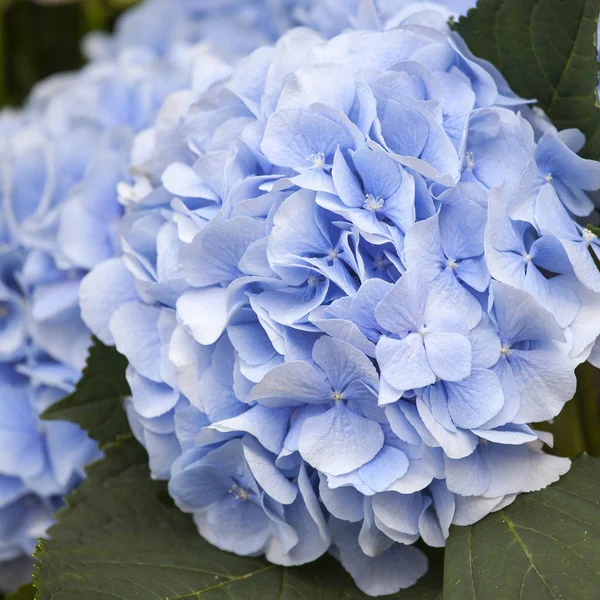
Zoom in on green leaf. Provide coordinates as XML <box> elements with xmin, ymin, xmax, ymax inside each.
<box><xmin>443</xmin><ymin>454</ymin><xmax>600</xmax><ymax>599</ymax></box>
<box><xmin>5</xmin><ymin>584</ymin><xmax>36</xmax><ymax>600</ymax></box>
<box><xmin>34</xmin><ymin>437</ymin><xmax>442</xmax><ymax>600</ymax></box>
<box><xmin>455</xmin><ymin>0</ymin><xmax>600</xmax><ymax>158</ymax></box>
<box><xmin>41</xmin><ymin>337</ymin><xmax>130</xmax><ymax>449</ymax></box>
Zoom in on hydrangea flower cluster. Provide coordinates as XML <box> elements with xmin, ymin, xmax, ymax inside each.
<box><xmin>80</xmin><ymin>2</ymin><xmax>600</xmax><ymax>595</ymax></box>
<box><xmin>0</xmin><ymin>0</ymin><xmax>324</xmax><ymax>590</ymax></box>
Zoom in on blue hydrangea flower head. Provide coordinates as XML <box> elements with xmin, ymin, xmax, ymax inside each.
<box><xmin>79</xmin><ymin>0</ymin><xmax>597</xmax><ymax>596</ymax></box>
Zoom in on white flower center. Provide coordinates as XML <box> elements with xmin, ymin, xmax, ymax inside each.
<box><xmin>501</xmin><ymin>345</ymin><xmax>510</xmax><ymax>357</ymax></box>
<box><xmin>465</xmin><ymin>151</ymin><xmax>475</xmax><ymax>169</ymax></box>
<box><xmin>363</xmin><ymin>193</ymin><xmax>385</xmax><ymax>212</ymax></box>
<box><xmin>544</xmin><ymin>172</ymin><xmax>553</xmax><ymax>183</ymax></box>
<box><xmin>418</xmin><ymin>326</ymin><xmax>428</xmax><ymax>337</ymax></box>
<box><xmin>328</xmin><ymin>249</ymin><xmax>339</xmax><ymax>260</ymax></box>
<box><xmin>583</xmin><ymin>228</ymin><xmax>597</xmax><ymax>244</ymax></box>
<box><xmin>117</xmin><ymin>176</ymin><xmax>153</xmax><ymax>204</ymax></box>
<box><xmin>523</xmin><ymin>253</ymin><xmax>533</xmax><ymax>263</ymax></box>
<box><xmin>332</xmin><ymin>391</ymin><xmax>343</xmax><ymax>402</ymax></box>
<box><xmin>446</xmin><ymin>259</ymin><xmax>457</xmax><ymax>269</ymax></box>
<box><xmin>307</xmin><ymin>275</ymin><xmax>320</xmax><ymax>287</ymax></box>
<box><xmin>307</xmin><ymin>152</ymin><xmax>326</xmax><ymax>169</ymax></box>
<box><xmin>228</xmin><ymin>483</ymin><xmax>249</xmax><ymax>501</ymax></box>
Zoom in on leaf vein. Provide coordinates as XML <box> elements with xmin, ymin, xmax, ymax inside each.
<box><xmin>499</xmin><ymin>511</ymin><xmax>558</xmax><ymax>599</ymax></box>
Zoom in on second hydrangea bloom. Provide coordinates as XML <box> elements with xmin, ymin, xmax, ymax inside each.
<box><xmin>0</xmin><ymin>0</ymin><xmax>335</xmax><ymax>590</ymax></box>
<box><xmin>79</xmin><ymin>1</ymin><xmax>600</xmax><ymax>596</ymax></box>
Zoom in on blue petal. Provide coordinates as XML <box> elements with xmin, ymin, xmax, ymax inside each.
<box><xmin>332</xmin><ymin>518</ymin><xmax>428</xmax><ymax>597</ymax></box>
<box><xmin>508</xmin><ymin>346</ymin><xmax>576</xmax><ymax>423</ymax></box>
<box><xmin>319</xmin><ymin>475</ymin><xmax>365</xmax><ymax>522</ymax></box>
<box><xmin>298</xmin><ymin>402</ymin><xmax>384</xmax><ymax>476</ymax></box>
<box><xmin>179</xmin><ymin>216</ymin><xmax>265</xmax><ymax>287</ymax></box>
<box><xmin>439</xmin><ymin>197</ymin><xmax>486</xmax><ymax>260</ymax></box>
<box><xmin>491</xmin><ymin>281</ymin><xmax>564</xmax><ymax>345</ymax></box>
<box><xmin>241</xmin><ymin>436</ymin><xmax>297</xmax><ymax>506</ymax></box>
<box><xmin>377</xmin><ymin>334</ymin><xmax>435</xmax><ymax>392</ymax></box>
<box><xmin>169</xmin><ymin>463</ymin><xmax>233</xmax><ymax>510</ymax></box>
<box><xmin>266</xmin><ymin>464</ymin><xmax>330</xmax><ymax>566</ymax></box>
<box><xmin>374</xmin><ymin>270</ymin><xmax>429</xmax><ymax>336</ymax></box>
<box><xmin>385</xmin><ymin>404</ymin><xmax>422</xmax><ymax>445</ymax></box>
<box><xmin>371</xmin><ymin>491</ymin><xmax>423</xmax><ymax>541</ymax></box>
<box><xmin>417</xmin><ymin>397</ymin><xmax>478</xmax><ymax>459</ymax></box>
<box><xmin>445</xmin><ymin>450</ymin><xmax>491</xmax><ymax>496</ymax></box>
<box><xmin>177</xmin><ymin>287</ymin><xmax>229</xmax><ymax>346</ymax></box>
<box><xmin>356</xmin><ymin>444</ymin><xmax>410</xmax><ymax>493</ymax></box>
<box><xmin>111</xmin><ymin>302</ymin><xmax>162</xmax><ymax>382</ymax></box>
<box><xmin>312</xmin><ymin>336</ymin><xmax>378</xmax><ymax>394</ymax></box>
<box><xmin>446</xmin><ymin>368</ymin><xmax>504</xmax><ymax>429</ymax></box>
<box><xmin>250</xmin><ymin>361</ymin><xmax>332</xmax><ymax>408</ymax></box>
<box><xmin>201</xmin><ymin>495</ymin><xmax>271</xmax><ymax>556</ymax></box>
<box><xmin>332</xmin><ymin>147</ymin><xmax>365</xmax><ymax>209</ymax></box>
<box><xmin>403</xmin><ymin>213</ymin><xmax>446</xmax><ymax>280</ymax></box>
<box><xmin>424</xmin><ymin>331</ymin><xmax>472</xmax><ymax>382</ymax></box>
<box><xmin>128</xmin><ymin>369</ymin><xmax>179</xmax><ymax>419</ymax></box>
<box><xmin>211</xmin><ymin>405</ymin><xmax>293</xmax><ymax>455</ymax></box>
<box><xmin>523</xmin><ymin>263</ymin><xmax>579</xmax><ymax>329</ymax></box>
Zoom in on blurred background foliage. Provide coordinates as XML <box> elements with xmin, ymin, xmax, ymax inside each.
<box><xmin>1</xmin><ymin>0</ymin><xmax>599</xmax><ymax>462</ymax></box>
<box><xmin>0</xmin><ymin>0</ymin><xmax>138</xmax><ymax>106</ymax></box>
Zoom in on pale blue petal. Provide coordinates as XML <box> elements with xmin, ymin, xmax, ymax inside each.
<box><xmin>111</xmin><ymin>302</ymin><xmax>162</xmax><ymax>382</ymax></box>
<box><xmin>508</xmin><ymin>346</ymin><xmax>576</xmax><ymax>423</ymax></box>
<box><xmin>469</xmin><ymin>314</ymin><xmax>501</xmax><ymax>369</ymax></box>
<box><xmin>371</xmin><ymin>491</ymin><xmax>423</xmax><ymax>538</ymax></box>
<box><xmin>312</xmin><ymin>336</ymin><xmax>379</xmax><ymax>393</ymax></box>
<box><xmin>377</xmin><ymin>334</ymin><xmax>435</xmax><ymax>391</ymax></box>
<box><xmin>242</xmin><ymin>437</ymin><xmax>297</xmax><ymax>506</ymax></box>
<box><xmin>374</xmin><ymin>270</ymin><xmax>429</xmax><ymax>335</ymax></box>
<box><xmin>210</xmin><ymin>405</ymin><xmax>292</xmax><ymax>455</ymax></box>
<box><xmin>319</xmin><ymin>475</ymin><xmax>364</xmax><ymax>522</ymax></box>
<box><xmin>250</xmin><ymin>361</ymin><xmax>332</xmax><ymax>408</ymax></box>
<box><xmin>180</xmin><ymin>217</ymin><xmax>265</xmax><ymax>287</ymax></box>
<box><xmin>417</xmin><ymin>398</ymin><xmax>478</xmax><ymax>459</ymax></box>
<box><xmin>424</xmin><ymin>331</ymin><xmax>472</xmax><ymax>382</ymax></box>
<box><xmin>446</xmin><ymin>369</ymin><xmax>504</xmax><ymax>429</ymax></box>
<box><xmin>177</xmin><ymin>287</ymin><xmax>229</xmax><ymax>346</ymax></box>
<box><xmin>491</xmin><ymin>281</ymin><xmax>564</xmax><ymax>345</ymax></box>
<box><xmin>439</xmin><ymin>196</ymin><xmax>486</xmax><ymax>260</ymax></box>
<box><xmin>298</xmin><ymin>403</ymin><xmax>384</xmax><ymax>476</ymax></box>
<box><xmin>445</xmin><ymin>450</ymin><xmax>491</xmax><ymax>496</ymax></box>
<box><xmin>356</xmin><ymin>445</ymin><xmax>409</xmax><ymax>493</ymax></box>
<box><xmin>334</xmin><ymin>520</ymin><xmax>428</xmax><ymax>596</ymax></box>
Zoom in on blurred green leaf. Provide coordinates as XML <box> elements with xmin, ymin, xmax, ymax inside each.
<box><xmin>5</xmin><ymin>584</ymin><xmax>36</xmax><ymax>600</ymax></box>
<box><xmin>0</xmin><ymin>0</ymin><xmax>139</xmax><ymax>107</ymax></box>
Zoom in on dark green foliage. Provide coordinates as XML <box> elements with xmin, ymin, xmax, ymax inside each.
<box><xmin>455</xmin><ymin>0</ymin><xmax>600</xmax><ymax>158</ymax></box>
<box><xmin>0</xmin><ymin>0</ymin><xmax>137</xmax><ymax>106</ymax></box>
<box><xmin>5</xmin><ymin>584</ymin><xmax>36</xmax><ymax>600</ymax></box>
